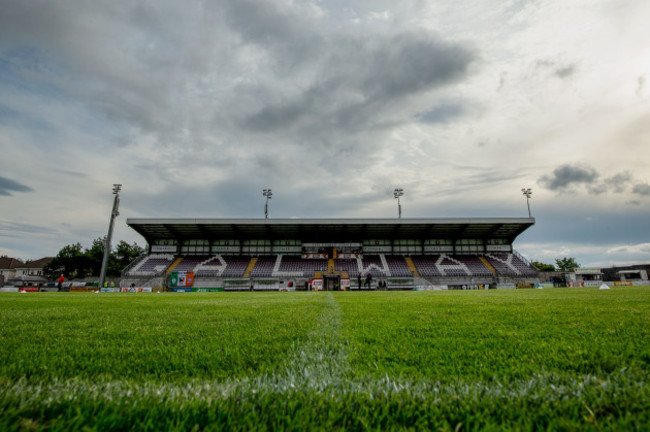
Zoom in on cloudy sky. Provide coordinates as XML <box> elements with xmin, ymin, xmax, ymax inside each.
<box><xmin>1</xmin><ymin>0</ymin><xmax>649</xmax><ymax>268</ymax></box>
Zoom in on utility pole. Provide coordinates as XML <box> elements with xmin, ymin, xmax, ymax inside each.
<box><xmin>99</xmin><ymin>184</ymin><xmax>121</xmax><ymax>289</ymax></box>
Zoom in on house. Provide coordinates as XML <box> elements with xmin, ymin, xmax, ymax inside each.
<box><xmin>0</xmin><ymin>257</ymin><xmax>25</xmax><ymax>285</ymax></box>
<box><xmin>15</xmin><ymin>257</ymin><xmax>54</xmax><ymax>278</ymax></box>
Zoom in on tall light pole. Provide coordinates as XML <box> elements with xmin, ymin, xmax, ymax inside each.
<box><xmin>263</xmin><ymin>188</ymin><xmax>272</xmax><ymax>219</ymax></box>
<box><xmin>393</xmin><ymin>188</ymin><xmax>404</xmax><ymax>220</ymax></box>
<box><xmin>521</xmin><ymin>188</ymin><xmax>532</xmax><ymax>218</ymax></box>
<box><xmin>99</xmin><ymin>184</ymin><xmax>121</xmax><ymax>289</ymax></box>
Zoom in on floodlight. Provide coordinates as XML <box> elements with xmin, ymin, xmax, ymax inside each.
<box><xmin>393</xmin><ymin>188</ymin><xmax>404</xmax><ymax>219</ymax></box>
<box><xmin>521</xmin><ymin>188</ymin><xmax>532</xmax><ymax>217</ymax></box>
<box><xmin>263</xmin><ymin>188</ymin><xmax>273</xmax><ymax>218</ymax></box>
<box><xmin>99</xmin><ymin>184</ymin><xmax>123</xmax><ymax>289</ymax></box>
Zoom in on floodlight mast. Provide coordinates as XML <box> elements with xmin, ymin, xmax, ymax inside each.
<box><xmin>263</xmin><ymin>189</ymin><xmax>272</xmax><ymax>219</ymax></box>
<box><xmin>521</xmin><ymin>188</ymin><xmax>532</xmax><ymax>218</ymax></box>
<box><xmin>393</xmin><ymin>188</ymin><xmax>404</xmax><ymax>220</ymax></box>
<box><xmin>99</xmin><ymin>184</ymin><xmax>122</xmax><ymax>290</ymax></box>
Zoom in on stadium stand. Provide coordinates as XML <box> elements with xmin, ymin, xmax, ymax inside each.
<box><xmin>124</xmin><ymin>252</ymin><xmax>537</xmax><ymax>280</ymax></box>
<box><xmin>124</xmin><ymin>218</ymin><xmax>539</xmax><ymax>290</ymax></box>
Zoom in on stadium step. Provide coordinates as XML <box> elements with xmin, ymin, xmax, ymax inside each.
<box><xmin>243</xmin><ymin>258</ymin><xmax>258</xmax><ymax>278</ymax></box>
<box><xmin>166</xmin><ymin>257</ymin><xmax>183</xmax><ymax>275</ymax></box>
<box><xmin>404</xmin><ymin>257</ymin><xmax>420</xmax><ymax>277</ymax></box>
<box><xmin>479</xmin><ymin>257</ymin><xmax>497</xmax><ymax>275</ymax></box>
<box><xmin>328</xmin><ymin>258</ymin><xmax>335</xmax><ymax>273</ymax></box>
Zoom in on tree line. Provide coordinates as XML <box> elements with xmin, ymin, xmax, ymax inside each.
<box><xmin>530</xmin><ymin>257</ymin><xmax>580</xmax><ymax>272</ymax></box>
<box><xmin>44</xmin><ymin>238</ymin><xmax>144</xmax><ymax>280</ymax></box>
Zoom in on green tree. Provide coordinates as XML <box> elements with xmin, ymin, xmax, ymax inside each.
<box><xmin>43</xmin><ymin>243</ymin><xmax>85</xmax><ymax>279</ymax></box>
<box><xmin>555</xmin><ymin>257</ymin><xmax>580</xmax><ymax>272</ymax></box>
<box><xmin>531</xmin><ymin>261</ymin><xmax>555</xmax><ymax>271</ymax></box>
<box><xmin>111</xmin><ymin>241</ymin><xmax>144</xmax><ymax>276</ymax></box>
<box><xmin>86</xmin><ymin>237</ymin><xmax>107</xmax><ymax>277</ymax></box>
<box><xmin>44</xmin><ymin>239</ymin><xmax>144</xmax><ymax>280</ymax></box>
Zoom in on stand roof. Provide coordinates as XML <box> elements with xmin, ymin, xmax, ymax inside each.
<box><xmin>127</xmin><ymin>217</ymin><xmax>535</xmax><ymax>244</ymax></box>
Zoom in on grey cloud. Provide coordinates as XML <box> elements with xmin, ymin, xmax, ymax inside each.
<box><xmin>534</xmin><ymin>59</ymin><xmax>577</xmax><ymax>80</ymax></box>
<box><xmin>0</xmin><ymin>176</ymin><xmax>33</xmax><ymax>196</ymax></box>
<box><xmin>632</xmin><ymin>183</ymin><xmax>650</xmax><ymax>196</ymax></box>
<box><xmin>605</xmin><ymin>172</ymin><xmax>632</xmax><ymax>193</ymax></box>
<box><xmin>0</xmin><ymin>220</ymin><xmax>50</xmax><ymax>236</ymax></box>
<box><xmin>359</xmin><ymin>33</ymin><xmax>475</xmax><ymax>100</ymax></box>
<box><xmin>0</xmin><ymin>0</ymin><xmax>476</xmax><ymax>178</ymax></box>
<box><xmin>538</xmin><ymin>164</ymin><xmax>598</xmax><ymax>191</ymax></box>
<box><xmin>587</xmin><ymin>172</ymin><xmax>632</xmax><ymax>195</ymax></box>
<box><xmin>415</xmin><ymin>101</ymin><xmax>466</xmax><ymax>124</ymax></box>
<box><xmin>220</xmin><ymin>0</ymin><xmax>322</xmax><ymax>66</ymax></box>
<box><xmin>539</xmin><ymin>166</ymin><xmax>638</xmax><ymax>196</ymax></box>
<box><xmin>242</xmin><ymin>31</ymin><xmax>475</xmax><ymax>136</ymax></box>
<box><xmin>554</xmin><ymin>65</ymin><xmax>576</xmax><ymax>79</ymax></box>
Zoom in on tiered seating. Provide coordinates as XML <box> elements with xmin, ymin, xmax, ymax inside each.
<box><xmin>220</xmin><ymin>256</ymin><xmax>252</xmax><ymax>277</ymax></box>
<box><xmin>511</xmin><ymin>255</ymin><xmax>538</xmax><ymax>276</ymax></box>
<box><xmin>411</xmin><ymin>255</ymin><xmax>476</xmax><ymax>277</ymax></box>
<box><xmin>335</xmin><ymin>258</ymin><xmax>360</xmax><ymax>275</ymax></box>
<box><xmin>249</xmin><ymin>255</ymin><xmax>328</xmax><ymax>277</ymax></box>
<box><xmin>251</xmin><ymin>256</ymin><xmax>276</xmax><ymax>277</ymax></box>
<box><xmin>437</xmin><ymin>255</ymin><xmax>470</xmax><ymax>276</ymax></box>
<box><xmin>278</xmin><ymin>255</ymin><xmax>327</xmax><ymax>276</ymax></box>
<box><xmin>486</xmin><ymin>254</ymin><xmax>537</xmax><ymax>276</ymax></box>
<box><xmin>384</xmin><ymin>255</ymin><xmax>413</xmax><ymax>277</ymax></box>
<box><xmin>126</xmin><ymin>254</ymin><xmax>174</xmax><ymax>276</ymax></box>
<box><xmin>174</xmin><ymin>256</ymin><xmax>208</xmax><ymax>272</ymax></box>
<box><xmin>126</xmin><ymin>253</ymin><xmax>536</xmax><ymax>280</ymax></box>
<box><xmin>360</xmin><ymin>255</ymin><xmax>390</xmax><ymax>277</ymax></box>
<box><xmin>411</xmin><ymin>255</ymin><xmax>444</xmax><ymax>277</ymax></box>
<box><xmin>454</xmin><ymin>255</ymin><xmax>493</xmax><ymax>276</ymax></box>
<box><xmin>194</xmin><ymin>255</ymin><xmax>252</xmax><ymax>277</ymax></box>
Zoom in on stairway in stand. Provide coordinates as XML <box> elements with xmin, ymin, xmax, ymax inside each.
<box><xmin>327</xmin><ymin>258</ymin><xmax>335</xmax><ymax>273</ymax></box>
<box><xmin>243</xmin><ymin>257</ymin><xmax>258</xmax><ymax>278</ymax></box>
<box><xmin>479</xmin><ymin>256</ymin><xmax>496</xmax><ymax>275</ymax></box>
<box><xmin>405</xmin><ymin>257</ymin><xmax>420</xmax><ymax>277</ymax></box>
<box><xmin>166</xmin><ymin>257</ymin><xmax>183</xmax><ymax>275</ymax></box>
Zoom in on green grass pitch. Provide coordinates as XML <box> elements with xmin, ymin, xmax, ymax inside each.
<box><xmin>1</xmin><ymin>288</ymin><xmax>649</xmax><ymax>430</ymax></box>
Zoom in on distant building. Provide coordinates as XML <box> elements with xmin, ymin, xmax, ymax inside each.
<box><xmin>15</xmin><ymin>257</ymin><xmax>54</xmax><ymax>278</ymax></box>
<box><xmin>601</xmin><ymin>264</ymin><xmax>650</xmax><ymax>282</ymax></box>
<box><xmin>0</xmin><ymin>257</ymin><xmax>25</xmax><ymax>284</ymax></box>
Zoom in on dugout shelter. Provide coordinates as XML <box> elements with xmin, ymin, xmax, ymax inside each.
<box><xmin>123</xmin><ymin>217</ymin><xmax>538</xmax><ymax>291</ymax></box>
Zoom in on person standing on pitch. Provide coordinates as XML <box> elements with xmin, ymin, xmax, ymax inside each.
<box><xmin>57</xmin><ymin>274</ymin><xmax>65</xmax><ymax>291</ymax></box>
